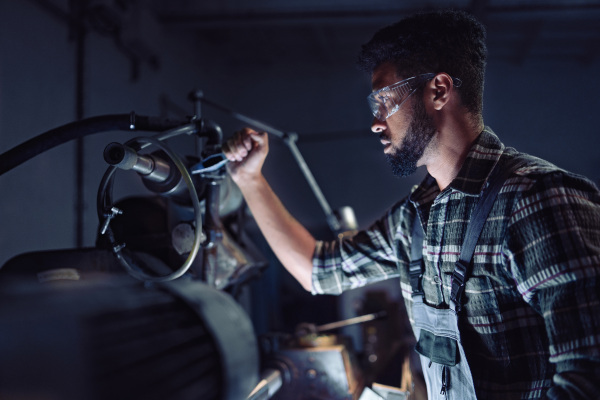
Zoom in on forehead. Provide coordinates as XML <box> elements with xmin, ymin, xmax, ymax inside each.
<box><xmin>371</xmin><ymin>62</ymin><xmax>403</xmax><ymax>91</ymax></box>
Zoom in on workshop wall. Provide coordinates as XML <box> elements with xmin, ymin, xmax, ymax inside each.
<box><xmin>0</xmin><ymin>0</ymin><xmax>209</xmax><ymax>267</ymax></box>
<box><xmin>1</xmin><ymin>1</ymin><xmax>598</xmax><ymax>343</ymax></box>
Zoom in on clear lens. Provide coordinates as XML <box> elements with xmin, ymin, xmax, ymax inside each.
<box><xmin>367</xmin><ymin>73</ymin><xmax>436</xmax><ymax>121</ymax></box>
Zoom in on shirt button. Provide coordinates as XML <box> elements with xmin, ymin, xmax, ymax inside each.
<box><xmin>433</xmin><ymin>275</ymin><xmax>441</xmax><ymax>284</ymax></box>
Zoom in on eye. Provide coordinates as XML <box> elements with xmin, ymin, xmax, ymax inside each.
<box><xmin>377</xmin><ymin>92</ymin><xmax>391</xmax><ymax>104</ymax></box>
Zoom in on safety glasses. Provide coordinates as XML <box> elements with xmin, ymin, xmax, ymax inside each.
<box><xmin>367</xmin><ymin>73</ymin><xmax>462</xmax><ymax>121</ymax></box>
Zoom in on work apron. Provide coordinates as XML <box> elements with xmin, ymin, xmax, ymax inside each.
<box><xmin>408</xmin><ymin>155</ymin><xmax>528</xmax><ymax>399</ymax></box>
<box><xmin>411</xmin><ymin>295</ymin><xmax>477</xmax><ymax>399</ymax></box>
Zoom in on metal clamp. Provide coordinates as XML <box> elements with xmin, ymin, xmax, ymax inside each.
<box><xmin>100</xmin><ymin>207</ymin><xmax>123</xmax><ymax>235</ymax></box>
<box><xmin>450</xmin><ymin>260</ymin><xmax>468</xmax><ymax>310</ymax></box>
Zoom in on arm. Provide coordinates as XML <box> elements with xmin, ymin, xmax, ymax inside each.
<box><xmin>507</xmin><ymin>171</ymin><xmax>600</xmax><ymax>399</ymax></box>
<box><xmin>223</xmin><ymin>128</ymin><xmax>316</xmax><ymax>291</ymax></box>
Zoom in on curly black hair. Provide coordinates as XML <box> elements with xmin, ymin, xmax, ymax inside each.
<box><xmin>357</xmin><ymin>9</ymin><xmax>487</xmax><ymax>116</ymax></box>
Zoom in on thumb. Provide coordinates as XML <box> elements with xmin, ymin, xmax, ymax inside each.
<box><xmin>249</xmin><ymin>130</ymin><xmax>267</xmax><ymax>145</ymax></box>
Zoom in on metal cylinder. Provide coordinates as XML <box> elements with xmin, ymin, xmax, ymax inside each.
<box><xmin>103</xmin><ymin>142</ymin><xmax>171</xmax><ymax>182</ymax></box>
<box><xmin>0</xmin><ymin>277</ymin><xmax>259</xmax><ymax>400</ymax></box>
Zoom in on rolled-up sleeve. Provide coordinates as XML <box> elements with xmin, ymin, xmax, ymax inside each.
<box><xmin>311</xmin><ymin>201</ymin><xmax>412</xmax><ymax>295</ymax></box>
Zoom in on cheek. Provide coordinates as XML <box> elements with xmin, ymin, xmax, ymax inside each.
<box><xmin>386</xmin><ymin>115</ymin><xmax>411</xmax><ymax>141</ymax></box>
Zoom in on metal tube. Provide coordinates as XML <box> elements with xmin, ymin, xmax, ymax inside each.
<box><xmin>103</xmin><ymin>143</ymin><xmax>171</xmax><ymax>182</ymax></box>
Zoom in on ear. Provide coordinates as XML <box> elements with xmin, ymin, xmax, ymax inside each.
<box><xmin>427</xmin><ymin>73</ymin><xmax>454</xmax><ymax>111</ymax></box>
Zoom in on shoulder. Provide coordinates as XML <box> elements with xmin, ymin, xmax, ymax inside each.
<box><xmin>501</xmin><ymin>148</ymin><xmax>600</xmax><ymax>222</ymax></box>
<box><xmin>503</xmin><ymin>148</ymin><xmax>599</xmax><ymax>195</ymax></box>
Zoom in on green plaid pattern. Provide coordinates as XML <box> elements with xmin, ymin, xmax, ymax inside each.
<box><xmin>311</xmin><ymin>128</ymin><xmax>600</xmax><ymax>399</ymax></box>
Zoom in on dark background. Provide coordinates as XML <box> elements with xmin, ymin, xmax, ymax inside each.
<box><xmin>1</xmin><ymin>0</ymin><xmax>599</xmax><ymax>371</ymax></box>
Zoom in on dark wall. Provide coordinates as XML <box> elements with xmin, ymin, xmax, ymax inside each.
<box><xmin>1</xmin><ymin>1</ymin><xmax>598</xmax><ymax>339</ymax></box>
<box><xmin>0</xmin><ymin>0</ymin><xmax>210</xmax><ymax>267</ymax></box>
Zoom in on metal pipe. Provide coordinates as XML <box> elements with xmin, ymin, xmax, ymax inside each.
<box><xmin>159</xmin><ymin>4</ymin><xmax>600</xmax><ymax>30</ymax></box>
<box><xmin>71</xmin><ymin>0</ymin><xmax>88</xmax><ymax>249</ymax></box>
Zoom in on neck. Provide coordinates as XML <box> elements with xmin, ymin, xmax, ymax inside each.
<box><xmin>424</xmin><ymin>116</ymin><xmax>483</xmax><ymax>191</ymax></box>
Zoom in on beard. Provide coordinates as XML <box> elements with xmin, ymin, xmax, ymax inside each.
<box><xmin>385</xmin><ymin>96</ymin><xmax>437</xmax><ymax>177</ymax></box>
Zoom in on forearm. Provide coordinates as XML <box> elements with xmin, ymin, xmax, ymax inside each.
<box><xmin>236</xmin><ymin>173</ymin><xmax>316</xmax><ymax>291</ymax></box>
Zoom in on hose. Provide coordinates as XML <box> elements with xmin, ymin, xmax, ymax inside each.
<box><xmin>0</xmin><ymin>113</ymin><xmax>190</xmax><ymax>175</ymax></box>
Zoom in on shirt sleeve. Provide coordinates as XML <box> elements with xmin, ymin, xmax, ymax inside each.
<box><xmin>506</xmin><ymin>170</ymin><xmax>600</xmax><ymax>399</ymax></box>
<box><xmin>311</xmin><ymin>200</ymin><xmax>413</xmax><ymax>295</ymax></box>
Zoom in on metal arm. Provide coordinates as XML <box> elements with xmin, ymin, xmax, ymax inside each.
<box><xmin>194</xmin><ymin>92</ymin><xmax>343</xmax><ymax>233</ymax></box>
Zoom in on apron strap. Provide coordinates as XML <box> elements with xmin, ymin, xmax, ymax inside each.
<box><xmin>409</xmin><ymin>154</ymin><xmax>528</xmax><ymax>309</ymax></box>
<box><xmin>409</xmin><ymin>212</ymin><xmax>425</xmax><ymax>296</ymax></box>
<box><xmin>450</xmin><ymin>155</ymin><xmax>528</xmax><ymax>311</ymax></box>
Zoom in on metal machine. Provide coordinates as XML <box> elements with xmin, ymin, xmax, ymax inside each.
<box><xmin>0</xmin><ymin>277</ymin><xmax>258</xmax><ymax>400</ymax></box>
<box><xmin>0</xmin><ymin>93</ymin><xmax>413</xmax><ymax>399</ymax></box>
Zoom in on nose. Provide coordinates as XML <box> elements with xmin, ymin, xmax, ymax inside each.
<box><xmin>371</xmin><ymin>117</ymin><xmax>386</xmax><ymax>133</ymax></box>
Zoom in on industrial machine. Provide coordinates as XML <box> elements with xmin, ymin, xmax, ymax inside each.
<box><xmin>0</xmin><ymin>276</ymin><xmax>258</xmax><ymax>400</ymax></box>
<box><xmin>0</xmin><ymin>92</ymin><xmax>414</xmax><ymax>399</ymax></box>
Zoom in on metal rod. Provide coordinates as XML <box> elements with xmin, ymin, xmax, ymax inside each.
<box><xmin>246</xmin><ymin>369</ymin><xmax>283</xmax><ymax>400</ymax></box>
<box><xmin>283</xmin><ymin>136</ymin><xmax>340</xmax><ymax>232</ymax></box>
<box><xmin>200</xmin><ymin>98</ymin><xmax>287</xmax><ymax>139</ymax></box>
<box><xmin>316</xmin><ymin>311</ymin><xmax>387</xmax><ymax>332</ymax></box>
<box><xmin>159</xmin><ymin>4</ymin><xmax>600</xmax><ymax>29</ymax></box>
<box><xmin>72</xmin><ymin>0</ymin><xmax>87</xmax><ymax>249</ymax></box>
<box><xmin>200</xmin><ymin>97</ymin><xmax>341</xmax><ymax>232</ymax></box>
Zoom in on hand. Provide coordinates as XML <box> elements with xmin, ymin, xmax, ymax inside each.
<box><xmin>222</xmin><ymin>127</ymin><xmax>269</xmax><ymax>183</ymax></box>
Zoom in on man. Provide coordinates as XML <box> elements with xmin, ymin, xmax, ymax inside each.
<box><xmin>223</xmin><ymin>10</ymin><xmax>600</xmax><ymax>400</ymax></box>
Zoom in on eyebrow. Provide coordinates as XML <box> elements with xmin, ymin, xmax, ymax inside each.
<box><xmin>371</xmin><ymin>77</ymin><xmax>387</xmax><ymax>92</ymax></box>
<box><xmin>372</xmin><ymin>74</ymin><xmax>406</xmax><ymax>92</ymax></box>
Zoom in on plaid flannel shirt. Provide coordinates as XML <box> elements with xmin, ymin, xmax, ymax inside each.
<box><xmin>312</xmin><ymin>128</ymin><xmax>600</xmax><ymax>399</ymax></box>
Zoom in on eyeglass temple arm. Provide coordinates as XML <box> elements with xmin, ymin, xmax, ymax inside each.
<box><xmin>195</xmin><ymin>92</ymin><xmax>343</xmax><ymax>233</ymax></box>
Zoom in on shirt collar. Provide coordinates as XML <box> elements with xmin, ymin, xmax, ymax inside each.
<box><xmin>410</xmin><ymin>127</ymin><xmax>505</xmax><ymax>205</ymax></box>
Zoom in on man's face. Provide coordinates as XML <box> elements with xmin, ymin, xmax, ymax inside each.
<box><xmin>370</xmin><ymin>63</ymin><xmax>437</xmax><ymax>177</ymax></box>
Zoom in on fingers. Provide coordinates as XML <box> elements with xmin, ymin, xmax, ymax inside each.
<box><xmin>223</xmin><ymin>127</ymin><xmax>267</xmax><ymax>162</ymax></box>
<box><xmin>223</xmin><ymin>128</ymin><xmax>250</xmax><ymax>162</ymax></box>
